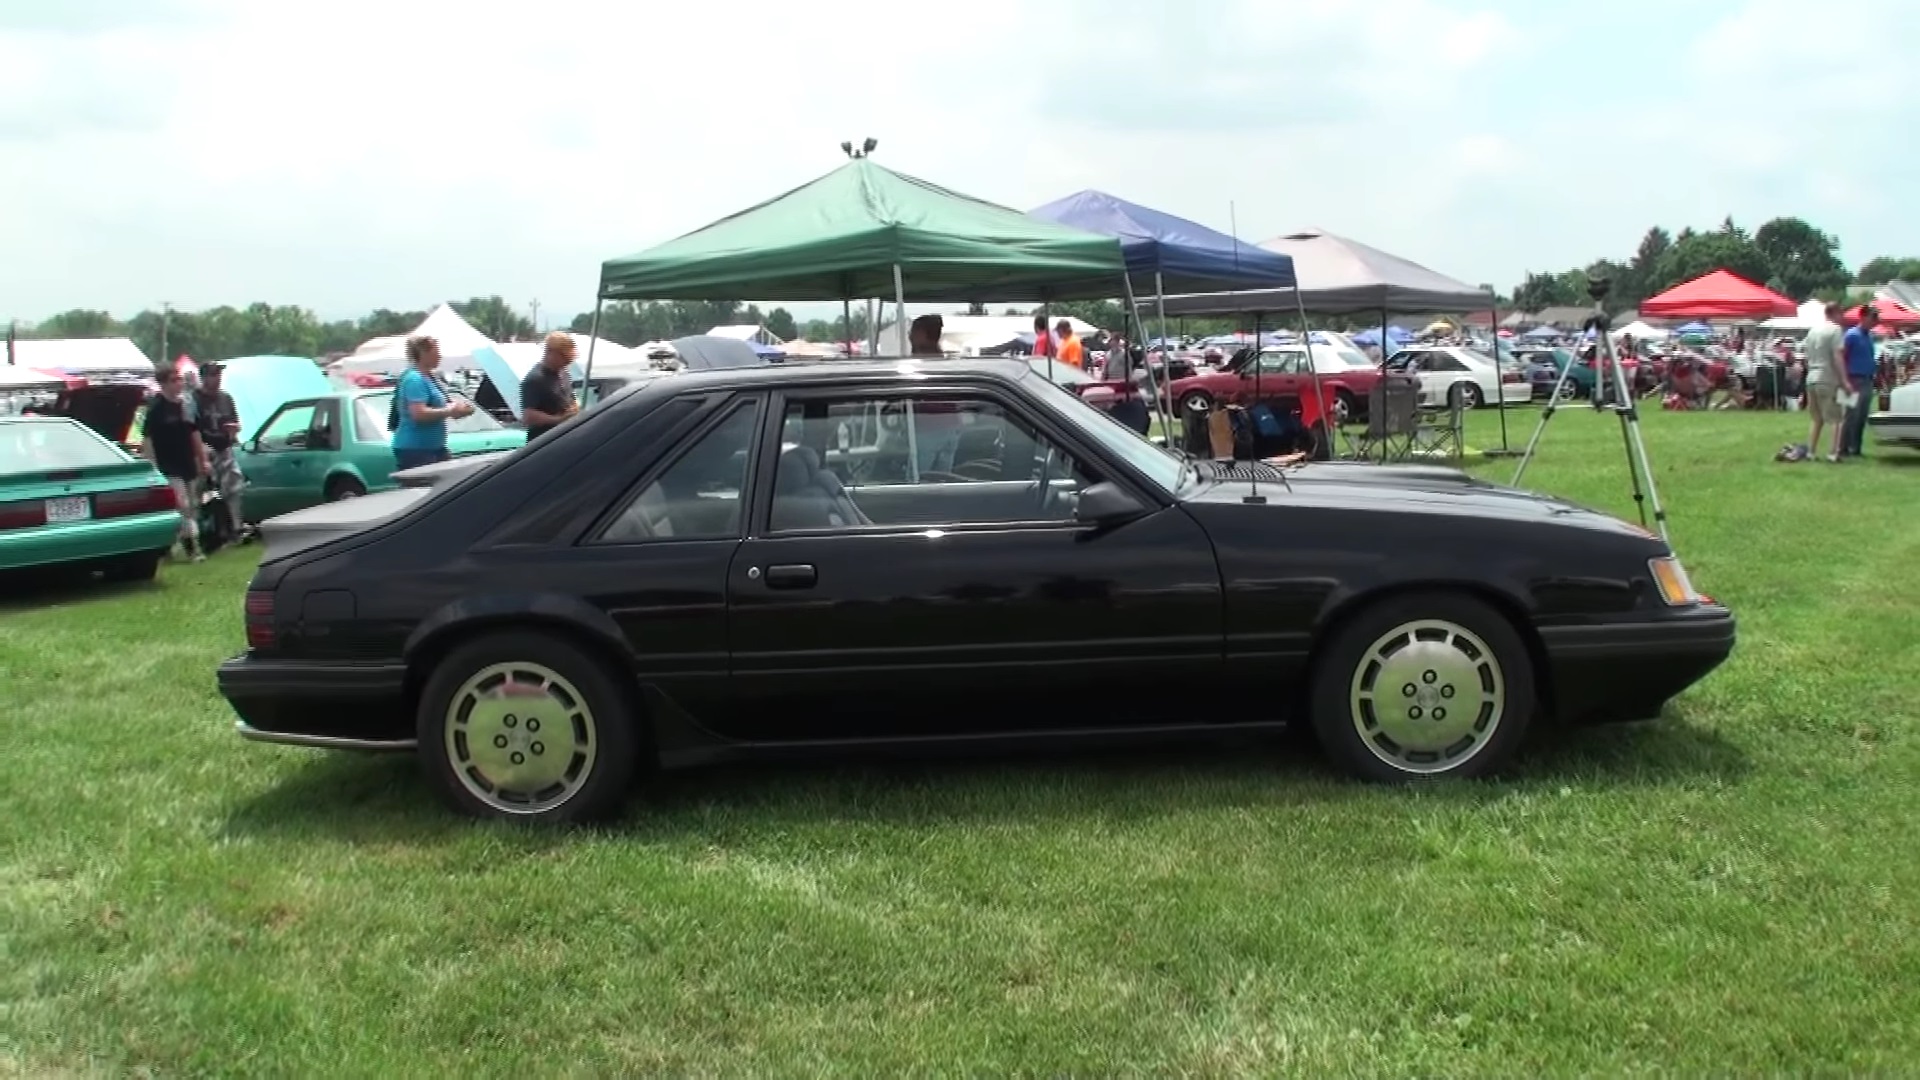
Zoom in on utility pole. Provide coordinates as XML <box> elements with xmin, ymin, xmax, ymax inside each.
<box><xmin>159</xmin><ymin>302</ymin><xmax>172</xmax><ymax>366</ymax></box>
<box><xmin>529</xmin><ymin>299</ymin><xmax>541</xmax><ymax>336</ymax></box>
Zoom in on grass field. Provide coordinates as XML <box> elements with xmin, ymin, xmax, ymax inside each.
<box><xmin>4</xmin><ymin>407</ymin><xmax>1918</xmax><ymax>1076</ymax></box>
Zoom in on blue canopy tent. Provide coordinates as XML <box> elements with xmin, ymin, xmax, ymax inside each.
<box><xmin>1029</xmin><ymin>190</ymin><xmax>1309</xmax><ymax>435</ymax></box>
<box><xmin>1352</xmin><ymin>326</ymin><xmax>1414</xmax><ymax>348</ymax></box>
<box><xmin>1676</xmin><ymin>321</ymin><xmax>1713</xmax><ymax>336</ymax></box>
<box><xmin>1523</xmin><ymin>325</ymin><xmax>1562</xmax><ymax>340</ymax></box>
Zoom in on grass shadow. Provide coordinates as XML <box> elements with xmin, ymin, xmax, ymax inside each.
<box><xmin>0</xmin><ymin>569</ymin><xmax>163</xmax><ymax>614</ymax></box>
<box><xmin>222</xmin><ymin>715</ymin><xmax>1750</xmax><ymax>843</ymax></box>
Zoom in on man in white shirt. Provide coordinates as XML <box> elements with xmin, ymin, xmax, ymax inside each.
<box><xmin>1795</xmin><ymin>302</ymin><xmax>1847</xmax><ymax>462</ymax></box>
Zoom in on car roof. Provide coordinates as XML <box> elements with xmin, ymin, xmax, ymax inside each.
<box><xmin>649</xmin><ymin>357</ymin><xmax>1036</xmax><ymax>397</ymax></box>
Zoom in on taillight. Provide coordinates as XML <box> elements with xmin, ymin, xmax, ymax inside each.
<box><xmin>245</xmin><ymin>591</ymin><xmax>276</xmax><ymax>651</ymax></box>
<box><xmin>0</xmin><ymin>500</ymin><xmax>47</xmax><ymax>531</ymax></box>
<box><xmin>94</xmin><ymin>485</ymin><xmax>177</xmax><ymax>519</ymax></box>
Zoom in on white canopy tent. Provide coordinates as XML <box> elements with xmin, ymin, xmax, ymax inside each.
<box><xmin>1610</xmin><ymin>320</ymin><xmax>1668</xmax><ymax>341</ymax></box>
<box><xmin>5</xmin><ymin>337</ymin><xmax>156</xmax><ymax>377</ymax></box>
<box><xmin>1758</xmin><ymin>299</ymin><xmax>1829</xmax><ymax>332</ymax></box>
<box><xmin>708</xmin><ymin>324</ymin><xmax>786</xmax><ymax>347</ymax></box>
<box><xmin>471</xmin><ymin>335</ymin><xmax>644</xmax><ymax>420</ymax></box>
<box><xmin>347</xmin><ymin>304</ymin><xmax>499</xmax><ymax>370</ymax></box>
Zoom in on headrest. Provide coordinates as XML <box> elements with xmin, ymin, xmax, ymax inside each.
<box><xmin>775</xmin><ymin>444</ymin><xmax>816</xmax><ymax>489</ymax></box>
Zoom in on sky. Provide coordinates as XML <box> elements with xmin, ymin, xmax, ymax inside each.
<box><xmin>4</xmin><ymin>0</ymin><xmax>1916</xmax><ymax>326</ymax></box>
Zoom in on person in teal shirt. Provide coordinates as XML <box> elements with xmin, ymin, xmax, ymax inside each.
<box><xmin>392</xmin><ymin>336</ymin><xmax>473</xmax><ymax>470</ymax></box>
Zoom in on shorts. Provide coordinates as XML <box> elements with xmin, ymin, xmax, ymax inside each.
<box><xmin>1807</xmin><ymin>381</ymin><xmax>1844</xmax><ymax>424</ymax></box>
<box><xmin>394</xmin><ymin>447</ymin><xmax>450</xmax><ymax>472</ymax></box>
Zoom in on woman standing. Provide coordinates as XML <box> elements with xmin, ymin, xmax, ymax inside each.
<box><xmin>391</xmin><ymin>335</ymin><xmax>473</xmax><ymax>470</ymax></box>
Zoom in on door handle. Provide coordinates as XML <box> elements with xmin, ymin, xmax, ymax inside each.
<box><xmin>763</xmin><ymin>563</ymin><xmax>817</xmax><ymax>590</ymax></box>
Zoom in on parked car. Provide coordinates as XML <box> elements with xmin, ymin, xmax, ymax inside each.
<box><xmin>217</xmin><ymin>358</ymin><xmax>1735</xmax><ymax>822</ymax></box>
<box><xmin>1385</xmin><ymin>347</ymin><xmax>1535</xmax><ymax>409</ymax></box>
<box><xmin>1516</xmin><ymin>348</ymin><xmax>1593</xmax><ymax>401</ymax></box>
<box><xmin>238</xmin><ymin>387</ymin><xmax>525</xmax><ymax>520</ymax></box>
<box><xmin>0</xmin><ymin>415</ymin><xmax>181</xmax><ymax>580</ymax></box>
<box><xmin>1166</xmin><ymin>344</ymin><xmax>1377</xmax><ymax>421</ymax></box>
<box><xmin>1867</xmin><ymin>374</ymin><xmax>1920</xmax><ymax>449</ymax></box>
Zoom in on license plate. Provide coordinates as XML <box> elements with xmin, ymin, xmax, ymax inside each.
<box><xmin>45</xmin><ymin>496</ymin><xmax>91</xmax><ymax>523</ymax></box>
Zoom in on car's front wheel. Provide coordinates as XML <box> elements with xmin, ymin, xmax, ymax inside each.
<box><xmin>1309</xmin><ymin>592</ymin><xmax>1535</xmax><ymax>782</ymax></box>
<box><xmin>416</xmin><ymin>630</ymin><xmax>641</xmax><ymax>823</ymax></box>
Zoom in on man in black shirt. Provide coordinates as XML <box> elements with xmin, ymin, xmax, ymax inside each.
<box><xmin>141</xmin><ymin>364</ymin><xmax>209</xmax><ymax>562</ymax></box>
<box><xmin>519</xmin><ymin>332</ymin><xmax>579</xmax><ymax>442</ymax></box>
<box><xmin>194</xmin><ymin>361</ymin><xmax>246</xmax><ymax>544</ymax></box>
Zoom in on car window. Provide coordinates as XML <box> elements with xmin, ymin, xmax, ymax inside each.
<box><xmin>598</xmin><ymin>400</ymin><xmax>759</xmax><ymax>543</ymax></box>
<box><xmin>1254</xmin><ymin>351</ymin><xmax>1305</xmax><ymax>375</ymax></box>
<box><xmin>771</xmin><ymin>393</ymin><xmax>1093</xmax><ymax>532</ymax></box>
<box><xmin>255</xmin><ymin>403</ymin><xmax>318</xmax><ymax>451</ymax></box>
<box><xmin>360</xmin><ymin>390</ymin><xmax>502</xmax><ymax>436</ymax></box>
<box><xmin>0</xmin><ymin>420</ymin><xmax>124</xmax><ymax>473</ymax></box>
<box><xmin>1424</xmin><ymin>352</ymin><xmax>1467</xmax><ymax>372</ymax></box>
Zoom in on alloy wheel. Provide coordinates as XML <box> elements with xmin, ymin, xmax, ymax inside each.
<box><xmin>443</xmin><ymin>661</ymin><xmax>598</xmax><ymax>815</ymax></box>
<box><xmin>1347</xmin><ymin>619</ymin><xmax>1505</xmax><ymax>775</ymax></box>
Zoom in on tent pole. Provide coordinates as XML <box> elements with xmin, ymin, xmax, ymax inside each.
<box><xmin>1293</xmin><ymin>288</ymin><xmax>1328</xmax><ymax>459</ymax></box>
<box><xmin>867</xmin><ymin>298</ymin><xmax>879</xmax><ymax>357</ymax></box>
<box><xmin>1122</xmin><ymin>273</ymin><xmax>1169</xmax><ymax>443</ymax></box>
<box><xmin>579</xmin><ymin>297</ymin><xmax>604</xmax><ymax>403</ymax></box>
<box><xmin>842</xmin><ymin>298</ymin><xmax>852</xmax><ymax>357</ymax></box>
<box><xmin>892</xmin><ymin>264</ymin><xmax>908</xmax><ymax>357</ymax></box>
<box><xmin>1039</xmin><ymin>300</ymin><xmax>1054</xmax><ymax>382</ymax></box>
<box><xmin>1154</xmin><ymin>272</ymin><xmax>1176</xmax><ymax>428</ymax></box>
<box><xmin>1492</xmin><ymin>297</ymin><xmax>1510</xmax><ymax>453</ymax></box>
<box><xmin>1378</xmin><ymin>305</ymin><xmax>1390</xmax><ymax>462</ymax></box>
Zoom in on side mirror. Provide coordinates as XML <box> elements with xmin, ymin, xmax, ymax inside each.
<box><xmin>1074</xmin><ymin>481</ymin><xmax>1146</xmax><ymax>526</ymax></box>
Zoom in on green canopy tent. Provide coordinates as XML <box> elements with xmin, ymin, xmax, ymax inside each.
<box><xmin>591</xmin><ymin>158</ymin><xmax>1127</xmax><ymax>360</ymax></box>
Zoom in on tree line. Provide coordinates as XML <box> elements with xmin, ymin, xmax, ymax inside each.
<box><xmin>12</xmin><ymin>214</ymin><xmax>1916</xmax><ymax>363</ymax></box>
<box><xmin>1506</xmin><ymin>214</ymin><xmax>1893</xmax><ymax>315</ymax></box>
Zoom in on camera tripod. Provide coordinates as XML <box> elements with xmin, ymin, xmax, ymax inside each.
<box><xmin>1510</xmin><ymin>280</ymin><xmax>1671</xmax><ymax>543</ymax></box>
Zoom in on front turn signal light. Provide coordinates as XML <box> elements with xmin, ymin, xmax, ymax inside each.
<box><xmin>1650</xmin><ymin>557</ymin><xmax>1699</xmax><ymax>606</ymax></box>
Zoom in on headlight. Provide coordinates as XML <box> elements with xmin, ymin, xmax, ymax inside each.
<box><xmin>1649</xmin><ymin>556</ymin><xmax>1699</xmax><ymax>606</ymax></box>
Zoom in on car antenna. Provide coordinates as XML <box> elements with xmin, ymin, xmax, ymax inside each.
<box><xmin>1232</xmin><ymin>200</ymin><xmax>1271</xmax><ymax>504</ymax></box>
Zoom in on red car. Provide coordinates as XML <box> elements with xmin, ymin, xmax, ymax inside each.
<box><xmin>1166</xmin><ymin>344</ymin><xmax>1378</xmax><ymax>425</ymax></box>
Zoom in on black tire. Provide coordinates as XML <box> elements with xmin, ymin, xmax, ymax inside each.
<box><xmin>325</xmin><ymin>475</ymin><xmax>366</xmax><ymax>501</ymax></box>
<box><xmin>416</xmin><ymin>630</ymin><xmax>642</xmax><ymax>823</ymax></box>
<box><xmin>1334</xmin><ymin>388</ymin><xmax>1358</xmax><ymax>423</ymax></box>
<box><xmin>1451</xmin><ymin>382</ymin><xmax>1483</xmax><ymax>410</ymax></box>
<box><xmin>103</xmin><ymin>551</ymin><xmax>161</xmax><ymax>583</ymax></box>
<box><xmin>1179</xmin><ymin>391</ymin><xmax>1214</xmax><ymax>416</ymax></box>
<box><xmin>1309</xmin><ymin>591</ymin><xmax>1535</xmax><ymax>783</ymax></box>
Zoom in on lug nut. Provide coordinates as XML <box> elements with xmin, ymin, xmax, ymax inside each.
<box><xmin>530</xmin><ymin>741</ymin><xmax>544</xmax><ymax>756</ymax></box>
<box><xmin>510</xmin><ymin>752</ymin><xmax>525</xmax><ymax>765</ymax></box>
<box><xmin>1409</xmin><ymin>707</ymin><xmax>1423</xmax><ymax>720</ymax></box>
<box><xmin>526</xmin><ymin>718</ymin><xmax>540</xmax><ymax>733</ymax></box>
<box><xmin>493</xmin><ymin>734</ymin><xmax>509</xmax><ymax>749</ymax></box>
<box><xmin>504</xmin><ymin>714</ymin><xmax>518</xmax><ymax>728</ymax></box>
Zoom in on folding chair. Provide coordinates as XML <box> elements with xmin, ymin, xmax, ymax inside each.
<box><xmin>1346</xmin><ymin>379</ymin><xmax>1419</xmax><ymax>462</ymax></box>
<box><xmin>1411</xmin><ymin>394</ymin><xmax>1465</xmax><ymax>462</ymax></box>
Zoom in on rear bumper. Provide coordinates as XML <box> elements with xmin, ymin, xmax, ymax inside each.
<box><xmin>217</xmin><ymin>655</ymin><xmax>415</xmax><ymax>748</ymax></box>
<box><xmin>0</xmin><ymin>512</ymin><xmax>177</xmax><ymax>571</ymax></box>
<box><xmin>1537</xmin><ymin>606</ymin><xmax>1736</xmax><ymax>725</ymax></box>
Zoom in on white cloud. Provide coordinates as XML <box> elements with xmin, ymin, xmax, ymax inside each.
<box><xmin>0</xmin><ymin>0</ymin><xmax>1912</xmax><ymax>327</ymax></box>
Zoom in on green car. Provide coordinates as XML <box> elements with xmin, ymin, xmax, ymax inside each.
<box><xmin>238</xmin><ymin>387</ymin><xmax>526</xmax><ymax>521</ymax></box>
<box><xmin>0</xmin><ymin>415</ymin><xmax>182</xmax><ymax>579</ymax></box>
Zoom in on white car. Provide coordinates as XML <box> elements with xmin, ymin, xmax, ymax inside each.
<box><xmin>1867</xmin><ymin>378</ymin><xmax>1920</xmax><ymax>449</ymax></box>
<box><xmin>1385</xmin><ymin>346</ymin><xmax>1535</xmax><ymax>409</ymax></box>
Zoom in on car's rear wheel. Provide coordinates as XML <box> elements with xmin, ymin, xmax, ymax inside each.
<box><xmin>1179</xmin><ymin>390</ymin><xmax>1214</xmax><ymax>416</ymax></box>
<box><xmin>1334</xmin><ymin>388</ymin><xmax>1358</xmax><ymax>423</ymax></box>
<box><xmin>1310</xmin><ymin>592</ymin><xmax>1534</xmax><ymax>782</ymax></box>
<box><xmin>416</xmin><ymin>631</ymin><xmax>640</xmax><ymax>823</ymax></box>
<box><xmin>325</xmin><ymin>475</ymin><xmax>366</xmax><ymax>501</ymax></box>
<box><xmin>1451</xmin><ymin>381</ymin><xmax>1483</xmax><ymax>410</ymax></box>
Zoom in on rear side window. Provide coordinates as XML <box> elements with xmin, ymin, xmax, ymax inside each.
<box><xmin>597</xmin><ymin>400</ymin><xmax>760</xmax><ymax>543</ymax></box>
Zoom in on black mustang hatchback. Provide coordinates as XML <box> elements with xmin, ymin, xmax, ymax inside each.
<box><xmin>218</xmin><ymin>359</ymin><xmax>1735</xmax><ymax>822</ymax></box>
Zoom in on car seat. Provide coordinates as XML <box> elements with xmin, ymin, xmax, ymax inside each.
<box><xmin>770</xmin><ymin>445</ymin><xmax>871</xmax><ymax>531</ymax></box>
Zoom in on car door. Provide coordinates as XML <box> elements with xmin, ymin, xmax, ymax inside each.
<box><xmin>240</xmin><ymin>399</ymin><xmax>324</xmax><ymax>520</ymax></box>
<box><xmin>718</xmin><ymin>382</ymin><xmax>1224</xmax><ymax>744</ymax></box>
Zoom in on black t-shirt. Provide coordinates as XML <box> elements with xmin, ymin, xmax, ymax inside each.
<box><xmin>194</xmin><ymin>389</ymin><xmax>239</xmax><ymax>450</ymax></box>
<box><xmin>519</xmin><ymin>365</ymin><xmax>572</xmax><ymax>441</ymax></box>
<box><xmin>145</xmin><ymin>393</ymin><xmax>200</xmax><ymax>480</ymax></box>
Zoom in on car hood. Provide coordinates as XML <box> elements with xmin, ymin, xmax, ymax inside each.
<box><xmin>1183</xmin><ymin>459</ymin><xmax>1653</xmax><ymax>537</ymax></box>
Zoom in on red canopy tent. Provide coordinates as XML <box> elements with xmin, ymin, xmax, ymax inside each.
<box><xmin>1641</xmin><ymin>270</ymin><xmax>1796</xmax><ymax>319</ymax></box>
<box><xmin>1845</xmin><ymin>298</ymin><xmax>1920</xmax><ymax>325</ymax></box>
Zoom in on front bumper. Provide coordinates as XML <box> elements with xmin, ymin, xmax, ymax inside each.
<box><xmin>1537</xmin><ymin>605</ymin><xmax>1736</xmax><ymax>725</ymax></box>
<box><xmin>217</xmin><ymin>655</ymin><xmax>415</xmax><ymax>749</ymax></box>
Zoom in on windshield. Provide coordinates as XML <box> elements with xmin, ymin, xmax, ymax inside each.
<box><xmin>1023</xmin><ymin>372</ymin><xmax>1185</xmax><ymax>494</ymax></box>
<box><xmin>362</xmin><ymin>390</ymin><xmax>504</xmax><ymax>434</ymax></box>
<box><xmin>0</xmin><ymin>419</ymin><xmax>125</xmax><ymax>473</ymax></box>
